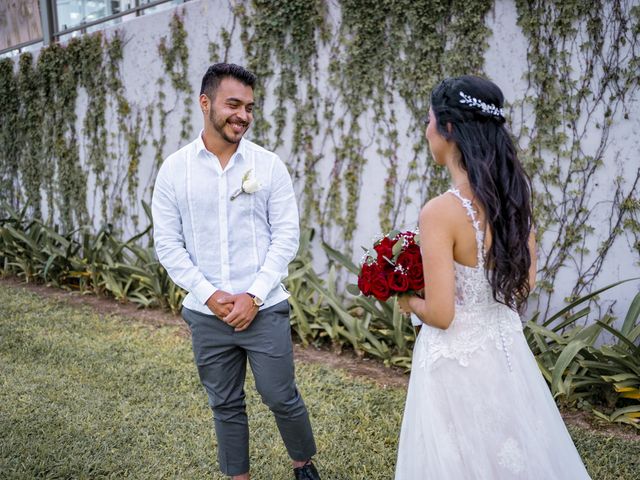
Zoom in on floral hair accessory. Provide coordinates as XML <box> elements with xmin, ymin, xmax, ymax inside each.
<box><xmin>458</xmin><ymin>91</ymin><xmax>505</xmax><ymax>119</ymax></box>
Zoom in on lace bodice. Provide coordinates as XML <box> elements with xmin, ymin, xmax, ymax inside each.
<box><xmin>415</xmin><ymin>188</ymin><xmax>522</xmax><ymax>372</ymax></box>
<box><xmin>446</xmin><ymin>188</ymin><xmax>496</xmax><ymax>307</ymax></box>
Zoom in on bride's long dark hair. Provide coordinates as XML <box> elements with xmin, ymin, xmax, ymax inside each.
<box><xmin>430</xmin><ymin>75</ymin><xmax>533</xmax><ymax>312</ymax></box>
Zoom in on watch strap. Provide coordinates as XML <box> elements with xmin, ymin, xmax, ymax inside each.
<box><xmin>246</xmin><ymin>292</ymin><xmax>264</xmax><ymax>307</ymax></box>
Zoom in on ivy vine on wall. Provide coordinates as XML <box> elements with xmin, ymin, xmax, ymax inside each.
<box><xmin>0</xmin><ymin>58</ymin><xmax>20</xmax><ymax>211</ymax></box>
<box><xmin>233</xmin><ymin>0</ymin><xmax>328</xmax><ymax>235</ymax></box>
<box><xmin>156</xmin><ymin>11</ymin><xmax>194</xmax><ymax>162</ymax></box>
<box><xmin>513</xmin><ymin>0</ymin><xmax>640</xmax><ymax>315</ymax></box>
<box><xmin>0</xmin><ymin>1</ymin><xmax>638</xmax><ymax>317</ymax></box>
<box><xmin>233</xmin><ymin>0</ymin><xmax>493</xmax><ymax>245</ymax></box>
<box><xmin>0</xmin><ymin>12</ymin><xmax>194</xmax><ymax>234</ymax></box>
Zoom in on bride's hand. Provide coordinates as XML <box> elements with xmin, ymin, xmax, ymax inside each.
<box><xmin>398</xmin><ymin>295</ymin><xmax>413</xmax><ymax>315</ymax></box>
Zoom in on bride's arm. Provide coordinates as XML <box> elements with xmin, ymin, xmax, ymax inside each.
<box><xmin>401</xmin><ymin>197</ymin><xmax>456</xmax><ymax>330</ymax></box>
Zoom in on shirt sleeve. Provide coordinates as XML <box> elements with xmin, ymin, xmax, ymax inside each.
<box><xmin>247</xmin><ymin>157</ymin><xmax>300</xmax><ymax>301</ymax></box>
<box><xmin>151</xmin><ymin>158</ymin><xmax>218</xmax><ymax>305</ymax></box>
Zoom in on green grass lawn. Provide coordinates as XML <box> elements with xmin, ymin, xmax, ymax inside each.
<box><xmin>0</xmin><ymin>285</ymin><xmax>638</xmax><ymax>479</ymax></box>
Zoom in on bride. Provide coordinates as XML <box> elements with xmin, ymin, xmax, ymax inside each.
<box><xmin>396</xmin><ymin>76</ymin><xmax>591</xmax><ymax>479</ymax></box>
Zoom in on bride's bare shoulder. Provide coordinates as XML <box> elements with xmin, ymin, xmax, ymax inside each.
<box><xmin>419</xmin><ymin>193</ymin><xmax>462</xmax><ymax>226</ymax></box>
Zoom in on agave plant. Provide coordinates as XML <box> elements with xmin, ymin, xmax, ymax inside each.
<box><xmin>0</xmin><ymin>206</ymin><xmax>82</xmax><ymax>286</ymax></box>
<box><xmin>0</xmin><ymin>200</ymin><xmax>187</xmax><ymax>311</ymax></box>
<box><xmin>525</xmin><ymin>280</ymin><xmax>640</xmax><ymax>428</ymax></box>
<box><xmin>3</xmin><ymin>203</ymin><xmax>639</xmax><ymax>426</ymax></box>
<box><xmin>285</xmin><ymin>229</ymin><xmax>329</xmax><ymax>346</ymax></box>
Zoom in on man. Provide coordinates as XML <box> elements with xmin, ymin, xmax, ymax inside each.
<box><xmin>152</xmin><ymin>63</ymin><xmax>320</xmax><ymax>480</ymax></box>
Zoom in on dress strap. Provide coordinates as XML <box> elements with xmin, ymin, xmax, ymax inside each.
<box><xmin>446</xmin><ymin>188</ymin><xmax>485</xmax><ymax>268</ymax></box>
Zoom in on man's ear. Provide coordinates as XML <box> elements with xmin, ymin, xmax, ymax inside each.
<box><xmin>199</xmin><ymin>94</ymin><xmax>210</xmax><ymax>114</ymax></box>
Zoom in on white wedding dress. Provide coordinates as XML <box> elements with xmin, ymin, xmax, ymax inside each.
<box><xmin>395</xmin><ymin>189</ymin><xmax>591</xmax><ymax>479</ymax></box>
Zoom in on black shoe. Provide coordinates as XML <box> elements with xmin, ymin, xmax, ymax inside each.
<box><xmin>294</xmin><ymin>460</ymin><xmax>320</xmax><ymax>480</ymax></box>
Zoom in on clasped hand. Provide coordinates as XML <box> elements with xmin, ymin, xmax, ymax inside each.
<box><xmin>206</xmin><ymin>290</ymin><xmax>258</xmax><ymax>332</ymax></box>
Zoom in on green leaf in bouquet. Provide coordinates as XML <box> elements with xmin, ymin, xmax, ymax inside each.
<box><xmin>346</xmin><ymin>284</ymin><xmax>361</xmax><ymax>296</ymax></box>
<box><xmin>382</xmin><ymin>255</ymin><xmax>395</xmax><ymax>267</ymax></box>
<box><xmin>387</xmin><ymin>230</ymin><xmax>401</xmax><ymax>239</ymax></box>
<box><xmin>391</xmin><ymin>239</ymin><xmax>403</xmax><ymax>258</ymax></box>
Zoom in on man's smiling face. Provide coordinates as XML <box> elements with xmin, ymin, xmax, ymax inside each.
<box><xmin>207</xmin><ymin>77</ymin><xmax>254</xmax><ymax>144</ymax></box>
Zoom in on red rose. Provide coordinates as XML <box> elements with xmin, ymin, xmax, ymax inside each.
<box><xmin>397</xmin><ymin>245</ymin><xmax>421</xmax><ymax>270</ymax></box>
<box><xmin>357</xmin><ymin>274</ymin><xmax>370</xmax><ymax>296</ymax></box>
<box><xmin>389</xmin><ymin>270</ymin><xmax>409</xmax><ymax>293</ymax></box>
<box><xmin>374</xmin><ymin>236</ymin><xmax>396</xmax><ymax>264</ymax></box>
<box><xmin>397</xmin><ymin>252</ymin><xmax>412</xmax><ymax>269</ymax></box>
<box><xmin>408</xmin><ymin>263</ymin><xmax>424</xmax><ymax>291</ymax></box>
<box><xmin>358</xmin><ymin>263</ymin><xmax>375</xmax><ymax>296</ymax></box>
<box><xmin>371</xmin><ymin>273</ymin><xmax>391</xmax><ymax>301</ymax></box>
<box><xmin>406</xmin><ymin>243</ymin><xmax>422</xmax><ymax>260</ymax></box>
<box><xmin>380</xmin><ymin>259</ymin><xmax>395</xmax><ymax>276</ymax></box>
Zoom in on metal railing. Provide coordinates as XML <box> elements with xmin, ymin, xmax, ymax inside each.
<box><xmin>0</xmin><ymin>0</ymin><xmax>188</xmax><ymax>56</ymax></box>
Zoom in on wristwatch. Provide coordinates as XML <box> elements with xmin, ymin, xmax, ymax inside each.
<box><xmin>246</xmin><ymin>292</ymin><xmax>264</xmax><ymax>307</ymax></box>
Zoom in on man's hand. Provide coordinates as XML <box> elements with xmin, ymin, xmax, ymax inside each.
<box><xmin>219</xmin><ymin>293</ymin><xmax>259</xmax><ymax>332</ymax></box>
<box><xmin>205</xmin><ymin>290</ymin><xmax>234</xmax><ymax>318</ymax></box>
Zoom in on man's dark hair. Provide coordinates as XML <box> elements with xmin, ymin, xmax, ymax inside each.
<box><xmin>200</xmin><ymin>63</ymin><xmax>256</xmax><ymax>99</ymax></box>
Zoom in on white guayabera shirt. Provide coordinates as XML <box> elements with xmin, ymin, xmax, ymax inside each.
<box><xmin>151</xmin><ymin>131</ymin><xmax>299</xmax><ymax>315</ymax></box>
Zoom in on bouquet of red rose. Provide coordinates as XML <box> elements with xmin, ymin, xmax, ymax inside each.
<box><xmin>357</xmin><ymin>230</ymin><xmax>424</xmax><ymax>302</ymax></box>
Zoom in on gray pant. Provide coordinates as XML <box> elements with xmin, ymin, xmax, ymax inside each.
<box><xmin>181</xmin><ymin>300</ymin><xmax>317</xmax><ymax>476</ymax></box>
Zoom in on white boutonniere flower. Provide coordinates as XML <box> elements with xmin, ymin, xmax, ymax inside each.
<box><xmin>230</xmin><ymin>169</ymin><xmax>262</xmax><ymax>201</ymax></box>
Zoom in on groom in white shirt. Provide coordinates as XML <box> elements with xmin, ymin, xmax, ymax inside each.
<box><xmin>152</xmin><ymin>63</ymin><xmax>319</xmax><ymax>480</ymax></box>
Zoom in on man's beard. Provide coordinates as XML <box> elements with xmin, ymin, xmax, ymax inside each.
<box><xmin>209</xmin><ymin>109</ymin><xmax>248</xmax><ymax>144</ymax></box>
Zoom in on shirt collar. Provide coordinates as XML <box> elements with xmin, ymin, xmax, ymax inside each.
<box><xmin>196</xmin><ymin>129</ymin><xmax>248</xmax><ymax>165</ymax></box>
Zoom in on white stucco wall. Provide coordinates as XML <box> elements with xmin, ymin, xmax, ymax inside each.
<box><xmin>17</xmin><ymin>0</ymin><xmax>640</xmax><ymax>322</ymax></box>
